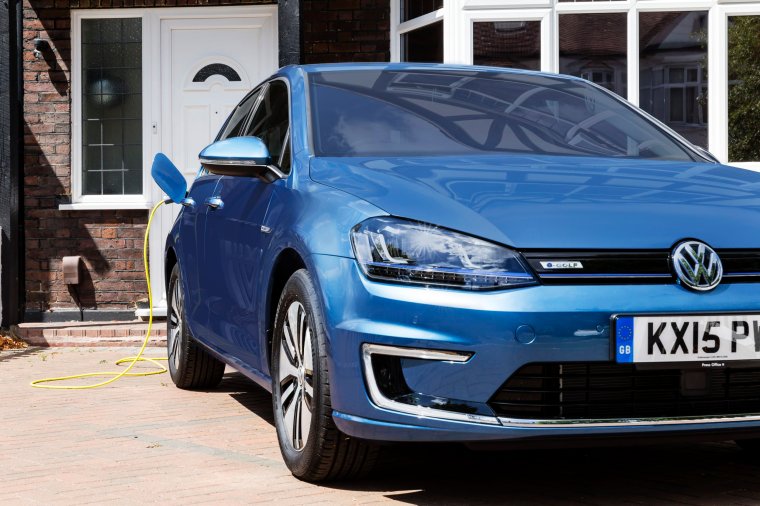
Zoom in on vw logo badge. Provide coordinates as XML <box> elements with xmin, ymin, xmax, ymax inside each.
<box><xmin>672</xmin><ymin>240</ymin><xmax>723</xmax><ymax>291</ymax></box>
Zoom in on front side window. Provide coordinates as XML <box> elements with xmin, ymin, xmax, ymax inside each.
<box><xmin>244</xmin><ymin>80</ymin><xmax>290</xmax><ymax>163</ymax></box>
<box><xmin>309</xmin><ymin>69</ymin><xmax>701</xmax><ymax>161</ymax></box>
<box><xmin>218</xmin><ymin>88</ymin><xmax>261</xmax><ymax>141</ymax></box>
<box><xmin>81</xmin><ymin>17</ymin><xmax>142</xmax><ymax>196</ymax></box>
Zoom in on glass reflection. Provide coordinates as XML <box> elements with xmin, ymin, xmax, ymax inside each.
<box><xmin>473</xmin><ymin>21</ymin><xmax>541</xmax><ymax>71</ymax></box>
<box><xmin>402</xmin><ymin>0</ymin><xmax>442</xmax><ymax>23</ymax></box>
<box><xmin>559</xmin><ymin>13</ymin><xmax>627</xmax><ymax>98</ymax></box>
<box><xmin>81</xmin><ymin>17</ymin><xmax>142</xmax><ymax>196</ymax></box>
<box><xmin>402</xmin><ymin>21</ymin><xmax>443</xmax><ymax>63</ymax></box>
<box><xmin>639</xmin><ymin>11</ymin><xmax>708</xmax><ymax>148</ymax></box>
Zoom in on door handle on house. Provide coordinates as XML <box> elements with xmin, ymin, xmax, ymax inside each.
<box><xmin>205</xmin><ymin>196</ymin><xmax>224</xmax><ymax>210</ymax></box>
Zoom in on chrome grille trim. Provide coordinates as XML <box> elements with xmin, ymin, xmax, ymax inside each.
<box><xmin>498</xmin><ymin>413</ymin><xmax>760</xmax><ymax>428</ymax></box>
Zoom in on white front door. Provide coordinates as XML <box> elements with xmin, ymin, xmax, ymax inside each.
<box><xmin>147</xmin><ymin>7</ymin><xmax>277</xmax><ymax>315</ymax></box>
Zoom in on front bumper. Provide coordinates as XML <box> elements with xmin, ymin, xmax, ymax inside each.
<box><xmin>310</xmin><ymin>253</ymin><xmax>760</xmax><ymax>443</ymax></box>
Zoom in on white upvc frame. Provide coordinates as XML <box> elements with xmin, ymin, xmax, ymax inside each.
<box><xmin>391</xmin><ymin>0</ymin><xmax>760</xmax><ymax>169</ymax></box>
<box><xmin>67</xmin><ymin>5</ymin><xmax>278</xmax><ymax>211</ymax></box>
<box><xmin>713</xmin><ymin>2</ymin><xmax>760</xmax><ymax>171</ymax></box>
<box><xmin>390</xmin><ymin>6</ymin><xmax>444</xmax><ymax>62</ymax></box>
<box><xmin>68</xmin><ymin>9</ymin><xmax>154</xmax><ymax>211</ymax></box>
<box><xmin>457</xmin><ymin>9</ymin><xmax>553</xmax><ymax>70</ymax></box>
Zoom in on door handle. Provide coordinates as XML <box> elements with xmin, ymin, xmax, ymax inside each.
<box><xmin>205</xmin><ymin>196</ymin><xmax>224</xmax><ymax>210</ymax></box>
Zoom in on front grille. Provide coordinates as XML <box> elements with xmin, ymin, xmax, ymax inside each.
<box><xmin>521</xmin><ymin>249</ymin><xmax>760</xmax><ymax>284</ymax></box>
<box><xmin>488</xmin><ymin>362</ymin><xmax>760</xmax><ymax>420</ymax></box>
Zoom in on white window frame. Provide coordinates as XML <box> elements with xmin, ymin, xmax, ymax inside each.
<box><xmin>459</xmin><ymin>9</ymin><xmax>553</xmax><ymax>70</ymax></box>
<box><xmin>391</xmin><ymin>0</ymin><xmax>760</xmax><ymax>168</ymax></box>
<box><xmin>713</xmin><ymin>2</ymin><xmax>760</xmax><ymax>170</ymax></box>
<box><xmin>390</xmin><ymin>6</ymin><xmax>444</xmax><ymax>62</ymax></box>
<box><xmin>66</xmin><ymin>9</ymin><xmax>154</xmax><ymax>211</ymax></box>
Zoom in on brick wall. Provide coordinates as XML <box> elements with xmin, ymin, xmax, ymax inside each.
<box><xmin>302</xmin><ymin>0</ymin><xmax>390</xmax><ymax>63</ymax></box>
<box><xmin>22</xmin><ymin>0</ymin><xmax>389</xmax><ymax>315</ymax></box>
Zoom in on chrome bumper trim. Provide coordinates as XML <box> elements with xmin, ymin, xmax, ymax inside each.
<box><xmin>361</xmin><ymin>344</ymin><xmax>501</xmax><ymax>426</ymax></box>
<box><xmin>363</xmin><ymin>344</ymin><xmax>760</xmax><ymax>430</ymax></box>
<box><xmin>498</xmin><ymin>413</ymin><xmax>760</xmax><ymax>428</ymax></box>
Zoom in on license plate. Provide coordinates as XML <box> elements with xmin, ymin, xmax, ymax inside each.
<box><xmin>614</xmin><ymin>314</ymin><xmax>760</xmax><ymax>364</ymax></box>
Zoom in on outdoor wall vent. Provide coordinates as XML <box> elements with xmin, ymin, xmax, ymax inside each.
<box><xmin>62</xmin><ymin>256</ymin><xmax>81</xmax><ymax>285</ymax></box>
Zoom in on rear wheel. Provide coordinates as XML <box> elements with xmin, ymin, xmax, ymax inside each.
<box><xmin>167</xmin><ymin>264</ymin><xmax>225</xmax><ymax>389</ymax></box>
<box><xmin>272</xmin><ymin>269</ymin><xmax>379</xmax><ymax>481</ymax></box>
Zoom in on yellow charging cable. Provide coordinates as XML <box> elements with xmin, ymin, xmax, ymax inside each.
<box><xmin>31</xmin><ymin>200</ymin><xmax>168</xmax><ymax>389</ymax></box>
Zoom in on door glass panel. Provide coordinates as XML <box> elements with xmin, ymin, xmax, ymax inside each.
<box><xmin>245</xmin><ymin>81</ymin><xmax>289</xmax><ymax>162</ymax></box>
<box><xmin>639</xmin><ymin>11</ymin><xmax>708</xmax><ymax>148</ymax></box>
<box><xmin>559</xmin><ymin>13</ymin><xmax>626</xmax><ymax>97</ymax></box>
<box><xmin>402</xmin><ymin>21</ymin><xmax>443</xmax><ymax>63</ymax></box>
<box><xmin>218</xmin><ymin>89</ymin><xmax>261</xmax><ymax>140</ymax></box>
<box><xmin>81</xmin><ymin>17</ymin><xmax>142</xmax><ymax>195</ymax></box>
<box><xmin>473</xmin><ymin>21</ymin><xmax>541</xmax><ymax>71</ymax></box>
<box><xmin>728</xmin><ymin>15</ymin><xmax>760</xmax><ymax>162</ymax></box>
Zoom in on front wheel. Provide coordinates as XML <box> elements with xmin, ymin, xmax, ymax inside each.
<box><xmin>271</xmin><ymin>269</ymin><xmax>378</xmax><ymax>481</ymax></box>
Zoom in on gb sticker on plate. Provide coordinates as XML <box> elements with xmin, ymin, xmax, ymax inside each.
<box><xmin>615</xmin><ymin>316</ymin><xmax>634</xmax><ymax>363</ymax></box>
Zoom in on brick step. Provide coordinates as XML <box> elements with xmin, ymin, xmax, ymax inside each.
<box><xmin>12</xmin><ymin>320</ymin><xmax>167</xmax><ymax>347</ymax></box>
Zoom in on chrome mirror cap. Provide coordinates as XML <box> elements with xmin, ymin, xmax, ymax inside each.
<box><xmin>198</xmin><ymin>136</ymin><xmax>283</xmax><ymax>183</ymax></box>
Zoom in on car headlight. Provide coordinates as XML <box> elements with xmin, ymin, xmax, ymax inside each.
<box><xmin>350</xmin><ymin>217</ymin><xmax>537</xmax><ymax>290</ymax></box>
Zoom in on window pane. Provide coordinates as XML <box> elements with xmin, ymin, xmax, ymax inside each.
<box><xmin>728</xmin><ymin>16</ymin><xmax>760</xmax><ymax>162</ymax></box>
<box><xmin>559</xmin><ymin>13</ymin><xmax>626</xmax><ymax>97</ymax></box>
<box><xmin>81</xmin><ymin>17</ymin><xmax>142</xmax><ymax>196</ymax></box>
<box><xmin>245</xmin><ymin>81</ymin><xmax>289</xmax><ymax>162</ymax></box>
<box><xmin>639</xmin><ymin>11</ymin><xmax>708</xmax><ymax>148</ymax></box>
<box><xmin>402</xmin><ymin>0</ymin><xmax>442</xmax><ymax>22</ymax></box>
<box><xmin>401</xmin><ymin>21</ymin><xmax>443</xmax><ymax>63</ymax></box>
<box><xmin>218</xmin><ymin>89</ymin><xmax>261</xmax><ymax>140</ymax></box>
<box><xmin>473</xmin><ymin>21</ymin><xmax>541</xmax><ymax>71</ymax></box>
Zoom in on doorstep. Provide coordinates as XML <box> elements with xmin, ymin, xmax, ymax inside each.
<box><xmin>11</xmin><ymin>320</ymin><xmax>167</xmax><ymax>347</ymax></box>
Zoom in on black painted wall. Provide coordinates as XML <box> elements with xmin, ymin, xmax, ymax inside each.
<box><xmin>279</xmin><ymin>0</ymin><xmax>301</xmax><ymax>66</ymax></box>
<box><xmin>0</xmin><ymin>0</ymin><xmax>23</xmax><ymax>327</ymax></box>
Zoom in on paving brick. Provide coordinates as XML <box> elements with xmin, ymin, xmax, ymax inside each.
<box><xmin>4</xmin><ymin>346</ymin><xmax>760</xmax><ymax>505</ymax></box>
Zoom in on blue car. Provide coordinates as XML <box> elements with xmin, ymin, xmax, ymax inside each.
<box><xmin>155</xmin><ymin>63</ymin><xmax>760</xmax><ymax>481</ymax></box>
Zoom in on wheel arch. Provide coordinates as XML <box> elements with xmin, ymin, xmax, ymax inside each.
<box><xmin>164</xmin><ymin>246</ymin><xmax>178</xmax><ymax>292</ymax></box>
<box><xmin>265</xmin><ymin>247</ymin><xmax>307</xmax><ymax>370</ymax></box>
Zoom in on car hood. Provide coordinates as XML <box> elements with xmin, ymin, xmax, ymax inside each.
<box><xmin>310</xmin><ymin>154</ymin><xmax>760</xmax><ymax>249</ymax></box>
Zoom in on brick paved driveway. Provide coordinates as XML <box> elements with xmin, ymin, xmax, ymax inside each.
<box><xmin>4</xmin><ymin>347</ymin><xmax>760</xmax><ymax>505</ymax></box>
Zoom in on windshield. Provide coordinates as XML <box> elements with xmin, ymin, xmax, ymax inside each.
<box><xmin>308</xmin><ymin>68</ymin><xmax>700</xmax><ymax>161</ymax></box>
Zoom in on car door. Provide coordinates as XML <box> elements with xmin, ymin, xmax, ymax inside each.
<box><xmin>182</xmin><ymin>88</ymin><xmax>263</xmax><ymax>342</ymax></box>
<box><xmin>203</xmin><ymin>79</ymin><xmax>291</xmax><ymax>368</ymax></box>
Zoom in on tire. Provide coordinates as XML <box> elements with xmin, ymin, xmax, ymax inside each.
<box><xmin>167</xmin><ymin>264</ymin><xmax>225</xmax><ymax>389</ymax></box>
<box><xmin>272</xmin><ymin>269</ymin><xmax>379</xmax><ymax>482</ymax></box>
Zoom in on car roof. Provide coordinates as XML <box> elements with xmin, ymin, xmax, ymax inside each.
<box><xmin>290</xmin><ymin>62</ymin><xmax>583</xmax><ymax>83</ymax></box>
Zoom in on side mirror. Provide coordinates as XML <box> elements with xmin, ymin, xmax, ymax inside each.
<box><xmin>151</xmin><ymin>152</ymin><xmax>189</xmax><ymax>205</ymax></box>
<box><xmin>199</xmin><ymin>136</ymin><xmax>284</xmax><ymax>183</ymax></box>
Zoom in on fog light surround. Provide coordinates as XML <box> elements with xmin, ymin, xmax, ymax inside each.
<box><xmin>361</xmin><ymin>343</ymin><xmax>500</xmax><ymax>425</ymax></box>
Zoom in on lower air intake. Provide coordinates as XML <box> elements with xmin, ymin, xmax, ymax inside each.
<box><xmin>488</xmin><ymin>362</ymin><xmax>760</xmax><ymax>420</ymax></box>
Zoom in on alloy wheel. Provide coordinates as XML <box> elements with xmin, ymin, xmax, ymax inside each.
<box><xmin>168</xmin><ymin>277</ymin><xmax>183</xmax><ymax>370</ymax></box>
<box><xmin>278</xmin><ymin>300</ymin><xmax>314</xmax><ymax>452</ymax></box>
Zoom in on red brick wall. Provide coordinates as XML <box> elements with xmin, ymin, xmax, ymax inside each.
<box><xmin>302</xmin><ymin>0</ymin><xmax>390</xmax><ymax>63</ymax></box>
<box><xmin>22</xmin><ymin>0</ymin><xmax>389</xmax><ymax>315</ymax></box>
